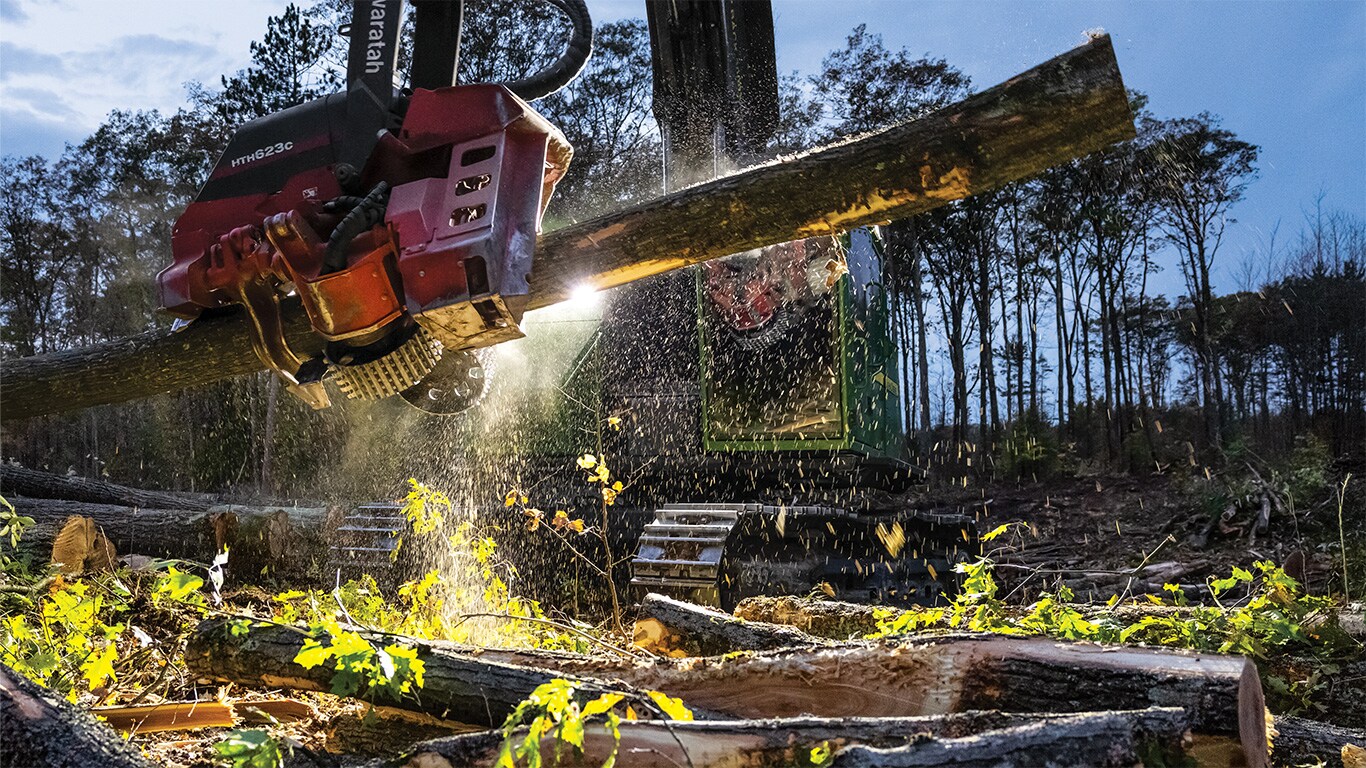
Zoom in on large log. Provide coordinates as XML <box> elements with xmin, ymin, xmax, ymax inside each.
<box><xmin>0</xmin><ymin>662</ymin><xmax>154</xmax><ymax>768</ymax></box>
<box><xmin>830</xmin><ymin>709</ymin><xmax>1194</xmax><ymax>768</ymax></box>
<box><xmin>606</xmin><ymin>634</ymin><xmax>1269</xmax><ymax>767</ymax></box>
<box><xmin>0</xmin><ymin>463</ymin><xmax>213</xmax><ymax>510</ymax></box>
<box><xmin>8</xmin><ymin>496</ymin><xmax>330</xmax><ymax>579</ymax></box>
<box><xmin>189</xmin><ymin>618</ymin><xmax>1268</xmax><ymax>766</ymax></box>
<box><xmin>336</xmin><ymin>709</ymin><xmax>1195</xmax><ymax>768</ymax></box>
<box><xmin>184</xmin><ymin>617</ymin><xmax>643</xmax><ymax>728</ymax></box>
<box><xmin>0</xmin><ymin>35</ymin><xmax>1132</xmax><ymax>421</ymax></box>
<box><xmin>634</xmin><ymin>592</ymin><xmax>825</xmax><ymax>656</ymax></box>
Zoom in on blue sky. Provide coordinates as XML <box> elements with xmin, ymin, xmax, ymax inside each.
<box><xmin>2</xmin><ymin>0</ymin><xmax>1362</xmax><ymax>291</ymax></box>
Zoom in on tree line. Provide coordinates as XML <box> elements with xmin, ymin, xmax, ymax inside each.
<box><xmin>1</xmin><ymin>2</ymin><xmax>1361</xmax><ymax>495</ymax></box>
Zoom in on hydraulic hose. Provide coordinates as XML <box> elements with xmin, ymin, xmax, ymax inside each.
<box><xmin>503</xmin><ymin>0</ymin><xmax>593</xmax><ymax>100</ymax></box>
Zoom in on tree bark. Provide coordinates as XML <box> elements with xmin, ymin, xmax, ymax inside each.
<box><xmin>0</xmin><ymin>662</ymin><xmax>154</xmax><ymax>768</ymax></box>
<box><xmin>2</xmin><ymin>35</ymin><xmax>1134</xmax><ymax>421</ymax></box>
<box><xmin>7</xmin><ymin>496</ymin><xmax>331</xmax><ymax>579</ymax></box>
<box><xmin>634</xmin><ymin>592</ymin><xmax>824</xmax><ymax>656</ymax></box>
<box><xmin>0</xmin><ymin>463</ymin><xmax>213</xmax><ymax>510</ymax></box>
<box><xmin>833</xmin><ymin>708</ymin><xmax>1194</xmax><ymax>768</ymax></box>
<box><xmin>734</xmin><ymin>594</ymin><xmax>885</xmax><ymax>639</ymax></box>
<box><xmin>1270</xmin><ymin>716</ymin><xmax>1366</xmax><ymax>768</ymax></box>
<box><xmin>335</xmin><ymin>708</ymin><xmax>1196</xmax><ymax>768</ymax></box>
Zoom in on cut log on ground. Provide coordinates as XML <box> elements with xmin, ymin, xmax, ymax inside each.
<box><xmin>634</xmin><ymin>592</ymin><xmax>824</xmax><ymax>656</ymax></box>
<box><xmin>191</xmin><ymin>616</ymin><xmax>1269</xmax><ymax>766</ymax></box>
<box><xmin>1271</xmin><ymin>716</ymin><xmax>1366</xmax><ymax>768</ymax></box>
<box><xmin>334</xmin><ymin>708</ymin><xmax>1193</xmax><ymax>768</ymax></box>
<box><xmin>0</xmin><ymin>661</ymin><xmax>153</xmax><ymax>768</ymax></box>
<box><xmin>184</xmin><ymin>618</ymin><xmax>646</xmax><ymax>727</ymax></box>
<box><xmin>602</xmin><ymin>634</ymin><xmax>1269</xmax><ymax>767</ymax></box>
<box><xmin>8</xmin><ymin>496</ymin><xmax>331</xmax><ymax>580</ymax></box>
<box><xmin>1</xmin><ymin>35</ymin><xmax>1132</xmax><ymax>421</ymax></box>
<box><xmin>0</xmin><ymin>463</ymin><xmax>213</xmax><ymax>510</ymax></box>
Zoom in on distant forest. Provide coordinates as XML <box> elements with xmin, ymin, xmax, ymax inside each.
<box><xmin>2</xmin><ymin>1</ymin><xmax>1362</xmax><ymax>495</ymax></box>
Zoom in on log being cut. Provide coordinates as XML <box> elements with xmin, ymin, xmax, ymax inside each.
<box><xmin>1</xmin><ymin>34</ymin><xmax>1132</xmax><ymax>421</ymax></box>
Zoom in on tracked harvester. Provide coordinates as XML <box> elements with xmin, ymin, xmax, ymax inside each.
<box><xmin>0</xmin><ymin>0</ymin><xmax>1138</xmax><ymax>608</ymax></box>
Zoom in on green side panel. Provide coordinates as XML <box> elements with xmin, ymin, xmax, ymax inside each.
<box><xmin>840</xmin><ymin>229</ymin><xmax>904</xmax><ymax>458</ymax></box>
<box><xmin>699</xmin><ymin>229</ymin><xmax>903</xmax><ymax>457</ymax></box>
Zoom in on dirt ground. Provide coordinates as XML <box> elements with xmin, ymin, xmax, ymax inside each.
<box><xmin>902</xmin><ymin>470</ymin><xmax>1358</xmax><ymax>602</ymax></box>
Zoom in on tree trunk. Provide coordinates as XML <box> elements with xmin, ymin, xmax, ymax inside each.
<box><xmin>7</xmin><ymin>496</ymin><xmax>331</xmax><ymax>580</ymax></box>
<box><xmin>735</xmin><ymin>595</ymin><xmax>885</xmax><ymax>638</ymax></box>
<box><xmin>2</xmin><ymin>35</ymin><xmax>1134</xmax><ymax>421</ymax></box>
<box><xmin>336</xmin><ymin>708</ymin><xmax>1197</xmax><ymax>768</ymax></box>
<box><xmin>634</xmin><ymin>593</ymin><xmax>823</xmax><ymax>656</ymax></box>
<box><xmin>0</xmin><ymin>662</ymin><xmax>154</xmax><ymax>768</ymax></box>
<box><xmin>0</xmin><ymin>463</ymin><xmax>213</xmax><ymax>510</ymax></box>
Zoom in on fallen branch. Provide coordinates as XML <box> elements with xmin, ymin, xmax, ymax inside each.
<box><xmin>8</xmin><ymin>496</ymin><xmax>331</xmax><ymax>580</ymax></box>
<box><xmin>184</xmin><ymin>618</ymin><xmax>646</xmax><ymax>727</ymax></box>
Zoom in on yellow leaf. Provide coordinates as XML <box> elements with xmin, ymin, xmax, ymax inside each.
<box><xmin>582</xmin><ymin>692</ymin><xmax>623</xmax><ymax>717</ymax></box>
<box><xmin>569</xmin><ymin>519</ymin><xmax>585</xmax><ymax>533</ymax></box>
<box><xmin>645</xmin><ymin>690</ymin><xmax>693</xmax><ymax>721</ymax></box>
<box><xmin>80</xmin><ymin>643</ymin><xmax>117</xmax><ymax>690</ymax></box>
<box><xmin>577</xmin><ymin>454</ymin><xmax>597</xmax><ymax>470</ymax></box>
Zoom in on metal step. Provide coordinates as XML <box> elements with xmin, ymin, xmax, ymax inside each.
<box><xmin>328</xmin><ymin>502</ymin><xmax>406</xmax><ymax>578</ymax></box>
